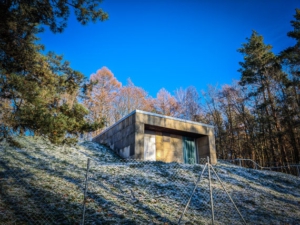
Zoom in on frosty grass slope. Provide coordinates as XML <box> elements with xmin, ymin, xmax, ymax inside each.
<box><xmin>0</xmin><ymin>136</ymin><xmax>299</xmax><ymax>225</ymax></box>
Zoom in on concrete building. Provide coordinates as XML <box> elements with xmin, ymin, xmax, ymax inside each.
<box><xmin>92</xmin><ymin>110</ymin><xmax>217</xmax><ymax>164</ymax></box>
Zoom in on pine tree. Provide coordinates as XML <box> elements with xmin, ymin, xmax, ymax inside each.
<box><xmin>0</xmin><ymin>0</ymin><xmax>108</xmax><ymax>143</ymax></box>
<box><xmin>279</xmin><ymin>8</ymin><xmax>300</xmax><ymax>163</ymax></box>
<box><xmin>238</xmin><ymin>31</ymin><xmax>289</xmax><ymax>165</ymax></box>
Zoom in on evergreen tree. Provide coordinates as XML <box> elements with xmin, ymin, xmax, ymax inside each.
<box><xmin>0</xmin><ymin>0</ymin><xmax>108</xmax><ymax>143</ymax></box>
<box><xmin>238</xmin><ymin>31</ymin><xmax>289</xmax><ymax>165</ymax></box>
<box><xmin>281</xmin><ymin>8</ymin><xmax>300</xmax><ymax>69</ymax></box>
<box><xmin>279</xmin><ymin>8</ymin><xmax>300</xmax><ymax>163</ymax></box>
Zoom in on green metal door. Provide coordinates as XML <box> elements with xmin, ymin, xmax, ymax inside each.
<box><xmin>183</xmin><ymin>137</ymin><xmax>197</xmax><ymax>164</ymax></box>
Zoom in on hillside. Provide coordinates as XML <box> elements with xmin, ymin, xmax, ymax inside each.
<box><xmin>0</xmin><ymin>136</ymin><xmax>299</xmax><ymax>225</ymax></box>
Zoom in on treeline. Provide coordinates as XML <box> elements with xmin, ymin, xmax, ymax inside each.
<box><xmin>211</xmin><ymin>9</ymin><xmax>300</xmax><ymax>166</ymax></box>
<box><xmin>85</xmin><ymin>9</ymin><xmax>300</xmax><ymax>166</ymax></box>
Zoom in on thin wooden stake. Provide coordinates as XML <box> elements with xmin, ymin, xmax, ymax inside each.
<box><xmin>208</xmin><ymin>157</ymin><xmax>214</xmax><ymax>225</ymax></box>
<box><xmin>81</xmin><ymin>158</ymin><xmax>90</xmax><ymax>225</ymax></box>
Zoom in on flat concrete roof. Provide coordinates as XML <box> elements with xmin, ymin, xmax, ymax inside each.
<box><xmin>93</xmin><ymin>109</ymin><xmax>214</xmax><ymax>140</ymax></box>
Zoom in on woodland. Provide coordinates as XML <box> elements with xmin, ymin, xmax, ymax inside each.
<box><xmin>0</xmin><ymin>1</ymin><xmax>300</xmax><ymax>167</ymax></box>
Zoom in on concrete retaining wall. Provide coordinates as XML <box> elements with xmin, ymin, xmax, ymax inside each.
<box><xmin>92</xmin><ymin>111</ymin><xmax>136</xmax><ymax>158</ymax></box>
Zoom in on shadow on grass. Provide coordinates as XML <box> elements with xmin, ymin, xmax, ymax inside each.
<box><xmin>1</xmin><ymin>139</ymin><xmax>175</xmax><ymax>224</ymax></box>
<box><xmin>0</xmin><ymin>160</ymin><xmax>81</xmax><ymax>224</ymax></box>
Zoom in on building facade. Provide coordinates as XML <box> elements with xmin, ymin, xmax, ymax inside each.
<box><xmin>92</xmin><ymin>110</ymin><xmax>217</xmax><ymax>164</ymax></box>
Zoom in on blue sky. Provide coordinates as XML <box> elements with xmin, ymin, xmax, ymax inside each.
<box><xmin>38</xmin><ymin>0</ymin><xmax>299</xmax><ymax>97</ymax></box>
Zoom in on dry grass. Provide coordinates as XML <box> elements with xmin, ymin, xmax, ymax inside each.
<box><xmin>0</xmin><ymin>136</ymin><xmax>299</xmax><ymax>225</ymax></box>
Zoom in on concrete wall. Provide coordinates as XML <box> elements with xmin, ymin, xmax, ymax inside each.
<box><xmin>196</xmin><ymin>136</ymin><xmax>216</xmax><ymax>164</ymax></box>
<box><xmin>93</xmin><ymin>110</ymin><xmax>217</xmax><ymax>164</ymax></box>
<box><xmin>92</xmin><ymin>112</ymin><xmax>136</xmax><ymax>158</ymax></box>
<box><xmin>155</xmin><ymin>132</ymin><xmax>183</xmax><ymax>163</ymax></box>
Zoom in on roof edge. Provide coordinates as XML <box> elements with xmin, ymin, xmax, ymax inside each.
<box><xmin>135</xmin><ymin>110</ymin><xmax>214</xmax><ymax>128</ymax></box>
<box><xmin>92</xmin><ymin>110</ymin><xmax>138</xmax><ymax>141</ymax></box>
<box><xmin>92</xmin><ymin>109</ymin><xmax>214</xmax><ymax>141</ymax></box>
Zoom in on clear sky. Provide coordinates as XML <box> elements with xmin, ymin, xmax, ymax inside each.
<box><xmin>38</xmin><ymin>0</ymin><xmax>300</xmax><ymax>97</ymax></box>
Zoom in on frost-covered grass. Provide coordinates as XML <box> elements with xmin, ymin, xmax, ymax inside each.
<box><xmin>0</xmin><ymin>136</ymin><xmax>299</xmax><ymax>225</ymax></box>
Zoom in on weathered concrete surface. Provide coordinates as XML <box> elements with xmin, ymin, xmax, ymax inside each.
<box><xmin>155</xmin><ymin>132</ymin><xmax>183</xmax><ymax>163</ymax></box>
<box><xmin>93</xmin><ymin>110</ymin><xmax>217</xmax><ymax>164</ymax></box>
<box><xmin>92</xmin><ymin>112</ymin><xmax>136</xmax><ymax>158</ymax></box>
